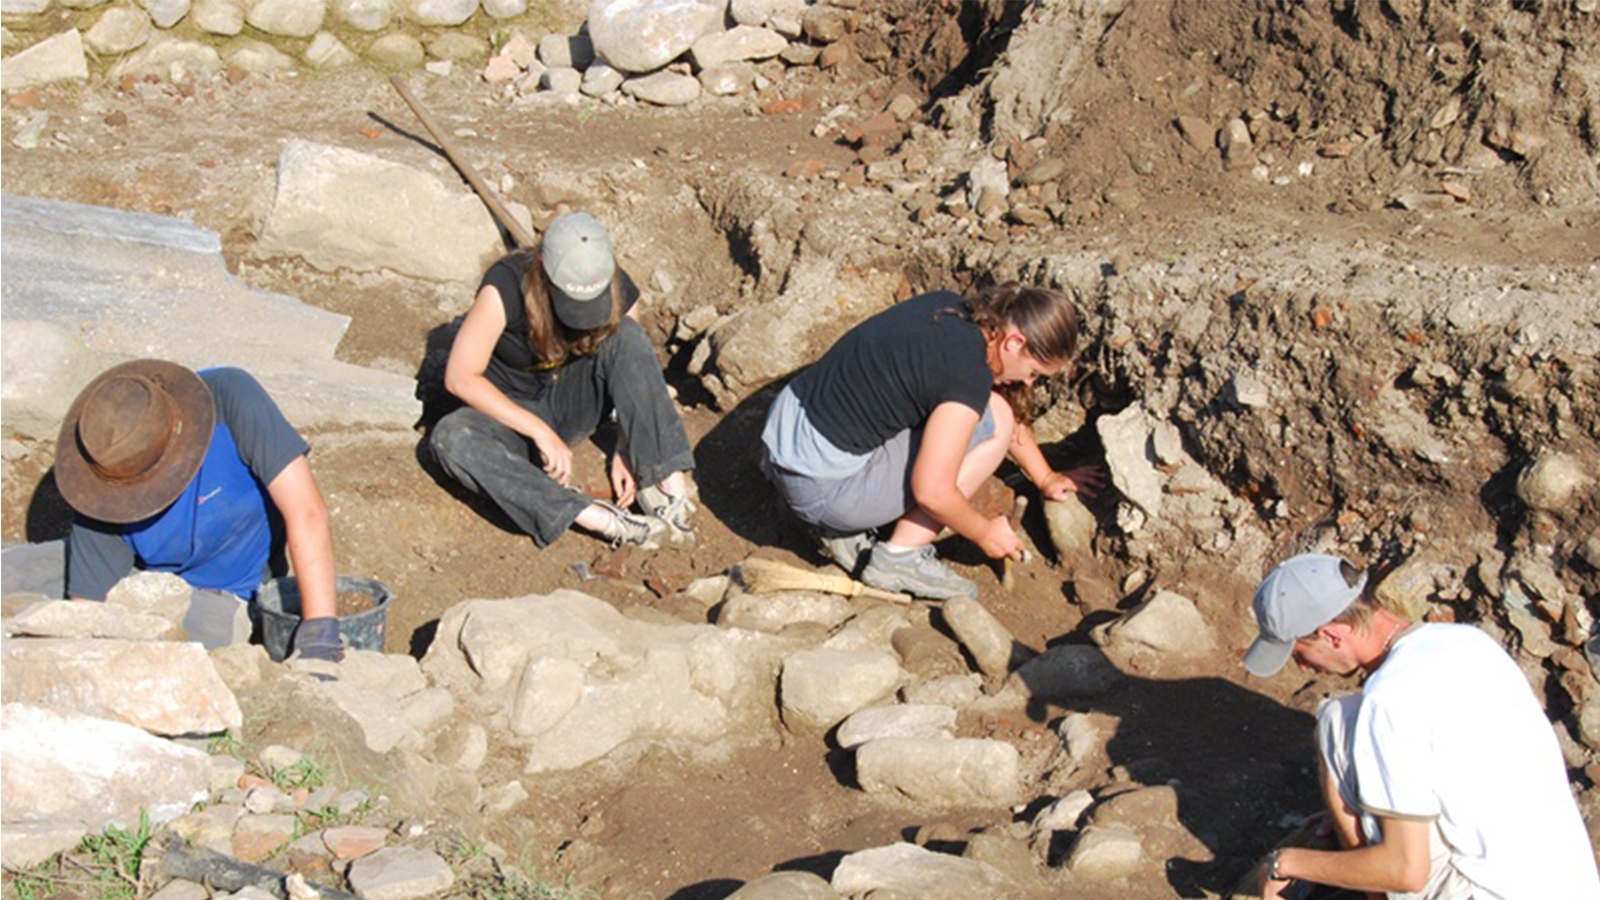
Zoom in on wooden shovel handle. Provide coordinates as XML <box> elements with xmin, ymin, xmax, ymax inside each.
<box><xmin>388</xmin><ymin>75</ymin><xmax>537</xmax><ymax>249</ymax></box>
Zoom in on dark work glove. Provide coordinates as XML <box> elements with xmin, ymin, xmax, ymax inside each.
<box><xmin>294</xmin><ymin>616</ymin><xmax>344</xmax><ymax>670</ymax></box>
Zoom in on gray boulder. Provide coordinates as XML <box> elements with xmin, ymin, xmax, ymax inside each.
<box><xmin>622</xmin><ymin>70</ymin><xmax>701</xmax><ymax>106</ymax></box>
<box><xmin>855</xmin><ymin>738</ymin><xmax>1022</xmax><ymax>807</ymax></box>
<box><xmin>332</xmin><ymin>0</ymin><xmax>391</xmax><ymax>30</ymax></box>
<box><xmin>257</xmin><ymin>140</ymin><xmax>502</xmax><ymax>283</ymax></box>
<box><xmin>588</xmin><ymin>0</ymin><xmax>726</xmax><ymax>73</ymax></box>
<box><xmin>831</xmin><ymin>843</ymin><xmax>1014</xmax><ymax>898</ymax></box>
<box><xmin>537</xmin><ymin>31</ymin><xmax>592</xmax><ymax>68</ymax></box>
<box><xmin>192</xmin><ymin>0</ymin><xmax>243</xmax><ymax>34</ymax></box>
<box><xmin>402</xmin><ymin>0</ymin><xmax>476</xmax><ymax>26</ymax></box>
<box><xmin>1093</xmin><ymin>589</ymin><xmax>1216</xmax><ymax>658</ymax></box>
<box><xmin>0</xmin><ymin>29</ymin><xmax>89</xmax><ymax>90</ymax></box>
<box><xmin>84</xmin><ymin>7</ymin><xmax>152</xmax><ymax>54</ymax></box>
<box><xmin>107</xmin><ymin>37</ymin><xmax>222</xmax><ymax>81</ymax></box>
<box><xmin>836</xmin><ymin>703</ymin><xmax>956</xmax><ymax>750</ymax></box>
<box><xmin>1</xmin><ymin>638</ymin><xmax>243</xmax><ymax>735</ymax></box>
<box><xmin>0</xmin><ymin>319</ymin><xmax>99</xmax><ymax>442</ymax></box>
<box><xmin>142</xmin><ymin>0</ymin><xmax>190</xmax><ymax>28</ymax></box>
<box><xmin>244</xmin><ymin>0</ymin><xmax>323</xmax><ymax>36</ymax></box>
<box><xmin>779</xmin><ymin>648</ymin><xmax>903</xmax><ymax>731</ymax></box>
<box><xmin>689</xmin><ymin>24</ymin><xmax>786</xmax><ymax>69</ymax></box>
<box><xmin>727</xmin><ymin>870</ymin><xmax>837</xmax><ymax>899</ymax></box>
<box><xmin>1</xmin><ymin>703</ymin><xmax>210</xmax><ymax>830</ymax></box>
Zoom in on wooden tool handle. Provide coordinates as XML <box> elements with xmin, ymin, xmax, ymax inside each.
<box><xmin>388</xmin><ymin>75</ymin><xmax>537</xmax><ymax>249</ymax></box>
<box><xmin>852</xmin><ymin>583</ymin><xmax>914</xmax><ymax>604</ymax></box>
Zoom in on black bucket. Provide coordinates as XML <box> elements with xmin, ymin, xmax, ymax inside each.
<box><xmin>255</xmin><ymin>575</ymin><xmax>391</xmax><ymax>662</ymax></box>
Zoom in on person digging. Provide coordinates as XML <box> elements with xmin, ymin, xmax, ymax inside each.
<box><xmin>49</xmin><ymin>359</ymin><xmax>343</xmax><ymax>663</ymax></box>
<box><xmin>1243</xmin><ymin>554</ymin><xmax>1600</xmax><ymax>900</ymax></box>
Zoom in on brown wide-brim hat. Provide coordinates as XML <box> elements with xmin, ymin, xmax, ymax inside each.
<box><xmin>55</xmin><ymin>359</ymin><xmax>215</xmax><ymax>524</ymax></box>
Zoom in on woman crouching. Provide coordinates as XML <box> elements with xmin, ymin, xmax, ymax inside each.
<box><xmin>430</xmin><ymin>212</ymin><xmax>695</xmax><ymax>549</ymax></box>
<box><xmin>760</xmin><ymin>282</ymin><xmax>1100</xmax><ymax>600</ymax></box>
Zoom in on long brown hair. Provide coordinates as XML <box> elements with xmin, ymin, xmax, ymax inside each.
<box><xmin>963</xmin><ymin>281</ymin><xmax>1082</xmax><ymax>423</ymax></box>
<box><xmin>510</xmin><ymin>248</ymin><xmax>624</xmax><ymax>367</ymax></box>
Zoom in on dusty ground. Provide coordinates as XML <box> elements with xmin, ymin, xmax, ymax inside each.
<box><xmin>5</xmin><ymin>1</ymin><xmax>1599</xmax><ymax>897</ymax></box>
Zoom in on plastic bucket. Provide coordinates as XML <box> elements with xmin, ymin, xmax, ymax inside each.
<box><xmin>255</xmin><ymin>575</ymin><xmax>391</xmax><ymax>662</ymax></box>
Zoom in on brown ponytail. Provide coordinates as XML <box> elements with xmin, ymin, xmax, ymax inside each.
<box><xmin>515</xmin><ymin>249</ymin><xmax>624</xmax><ymax>367</ymax></box>
<box><xmin>964</xmin><ymin>281</ymin><xmax>1082</xmax><ymax>425</ymax></box>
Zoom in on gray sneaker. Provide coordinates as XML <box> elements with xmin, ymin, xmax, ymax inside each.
<box><xmin>598</xmin><ymin>502</ymin><xmax>667</xmax><ymax>550</ymax></box>
<box><xmin>860</xmin><ymin>544</ymin><xmax>977</xmax><ymax>600</ymax></box>
<box><xmin>639</xmin><ymin>485</ymin><xmax>696</xmax><ymax>548</ymax></box>
<box><xmin>812</xmin><ymin>526</ymin><xmax>874</xmax><ymax>577</ymax></box>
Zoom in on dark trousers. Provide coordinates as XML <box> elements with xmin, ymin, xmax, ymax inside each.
<box><xmin>429</xmin><ymin>318</ymin><xmax>695</xmax><ymax>547</ymax></box>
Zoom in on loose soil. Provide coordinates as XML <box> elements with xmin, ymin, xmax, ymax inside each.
<box><xmin>5</xmin><ymin>2</ymin><xmax>1598</xmax><ymax>898</ymax></box>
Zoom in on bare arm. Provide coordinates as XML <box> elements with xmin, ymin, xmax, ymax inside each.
<box><xmin>1009</xmin><ymin>423</ymin><xmax>1103</xmax><ymax>500</ymax></box>
<box><xmin>444</xmin><ymin>284</ymin><xmax>574</xmax><ymax>485</ymax></box>
<box><xmin>1261</xmin><ymin>815</ymin><xmax>1432</xmax><ymax>896</ymax></box>
<box><xmin>912</xmin><ymin>402</ymin><xmax>1021</xmax><ymax>559</ymax></box>
<box><xmin>266</xmin><ymin>455</ymin><xmax>336</xmax><ymax>621</ymax></box>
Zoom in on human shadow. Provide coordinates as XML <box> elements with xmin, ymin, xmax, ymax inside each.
<box><xmin>691</xmin><ymin>378</ymin><xmax>818</xmax><ymax>559</ymax></box>
<box><xmin>22</xmin><ymin>468</ymin><xmax>73</xmax><ymax>543</ymax></box>
<box><xmin>1012</xmin><ymin>654</ymin><xmax>1326</xmax><ymax>897</ymax></box>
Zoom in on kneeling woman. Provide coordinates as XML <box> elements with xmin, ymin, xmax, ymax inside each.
<box><xmin>761</xmin><ymin>283</ymin><xmax>1099</xmax><ymax>600</ymax></box>
<box><xmin>431</xmin><ymin>213</ymin><xmax>695</xmax><ymax>549</ymax></box>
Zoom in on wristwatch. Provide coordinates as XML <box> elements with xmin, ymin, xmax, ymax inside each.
<box><xmin>1265</xmin><ymin>847</ymin><xmax>1284</xmax><ymax>881</ymax></box>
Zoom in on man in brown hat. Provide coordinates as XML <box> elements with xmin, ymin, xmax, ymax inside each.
<box><xmin>48</xmin><ymin>359</ymin><xmax>342</xmax><ymax>660</ymax></box>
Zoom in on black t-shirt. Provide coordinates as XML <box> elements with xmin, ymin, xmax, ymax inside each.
<box><xmin>479</xmin><ymin>254</ymin><xmax>640</xmax><ymax>399</ymax></box>
<box><xmin>790</xmin><ymin>290</ymin><xmax>993</xmax><ymax>454</ymax></box>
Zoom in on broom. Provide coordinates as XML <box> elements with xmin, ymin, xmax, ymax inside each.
<box><xmin>734</xmin><ymin>557</ymin><xmax>913</xmax><ymax>604</ymax></box>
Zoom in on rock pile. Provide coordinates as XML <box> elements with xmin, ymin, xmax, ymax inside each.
<box><xmin>2</xmin><ymin>552</ymin><xmax>1227</xmax><ymax>895</ymax></box>
<box><xmin>0</xmin><ymin>0</ymin><xmax>867</xmax><ymax>102</ymax></box>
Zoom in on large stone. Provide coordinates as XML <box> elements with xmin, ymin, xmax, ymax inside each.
<box><xmin>1</xmin><ymin>638</ymin><xmax>241</xmax><ymax>735</ymax></box>
<box><xmin>0</xmin><ymin>29</ymin><xmax>89</xmax><ymax>90</ymax></box>
<box><xmin>581</xmin><ymin>60</ymin><xmax>624</xmax><ymax>96</ymax></box>
<box><xmin>1</xmin><ymin>703</ymin><xmax>210</xmax><ymax>829</ymax></box>
<box><xmin>718</xmin><ymin>588</ymin><xmax>852</xmax><ymax>633</ymax></box>
<box><xmin>4</xmin><ymin>600</ymin><xmax>175</xmax><ymax>641</ymax></box>
<box><xmin>729</xmin><ymin>0</ymin><xmax>804</xmax><ymax>31</ymax></box>
<box><xmin>85</xmin><ymin>7</ymin><xmax>153</xmax><ymax>54</ymax></box>
<box><xmin>422</xmin><ymin>591</ymin><xmax>783</xmax><ymax>773</ymax></box>
<box><xmin>689</xmin><ymin>24</ymin><xmax>786</xmax><ymax>69</ymax></box>
<box><xmin>142</xmin><ymin>0</ymin><xmax>190</xmax><ymax>28</ymax></box>
<box><xmin>332</xmin><ymin>0</ymin><xmax>390</xmax><ymax>30</ymax></box>
<box><xmin>621</xmin><ymin>70</ymin><xmax>701</xmax><ymax>106</ymax></box>
<box><xmin>1517</xmin><ymin>451</ymin><xmax>1593</xmax><ymax>514</ymax></box>
<box><xmin>402</xmin><ymin>0</ymin><xmax>475</xmax><ymax>26</ymax></box>
<box><xmin>318</xmin><ymin>681</ymin><xmax>422</xmax><ymax>753</ymax></box>
<box><xmin>831</xmin><ymin>842</ymin><xmax>1014</xmax><ymax>898</ymax></box>
<box><xmin>588</xmin><ymin>0</ymin><xmax>726</xmax><ymax>73</ymax></box>
<box><xmin>726</xmin><ymin>870</ymin><xmax>835</xmax><ymax>899</ymax></box>
<box><xmin>0</xmin><ymin>320</ymin><xmax>100</xmax><ymax>442</ymax></box>
<box><xmin>1066</xmin><ymin>824</ymin><xmax>1143</xmax><ymax>879</ymax></box>
<box><xmin>855</xmin><ymin>738</ymin><xmax>1021</xmax><ymax>807</ymax></box>
<box><xmin>1043</xmin><ymin>494</ymin><xmax>1097</xmax><ymax>568</ymax></box>
<box><xmin>836</xmin><ymin>704</ymin><xmax>956</xmax><ymax>750</ymax></box>
<box><xmin>1094</xmin><ymin>589</ymin><xmax>1216</xmax><ymax>657</ymax></box>
<box><xmin>191</xmin><ymin>0</ymin><xmax>243</xmax><ymax>34</ymax></box>
<box><xmin>223</xmin><ymin>37</ymin><xmax>296</xmax><ymax>74</ymax></box>
<box><xmin>941</xmin><ymin>594</ymin><xmax>1031</xmax><ymax>683</ymax></box>
<box><xmin>107</xmin><ymin>37</ymin><xmax>223</xmax><ymax>81</ymax></box>
<box><xmin>1</xmin><ymin>821</ymin><xmax>88</xmax><ymax>869</ymax></box>
<box><xmin>1374</xmin><ymin>554</ymin><xmax>1450</xmax><ymax>621</ymax></box>
<box><xmin>1097</xmin><ymin>405</ymin><xmax>1164</xmax><ymax>524</ymax></box>
<box><xmin>257</xmin><ymin>140</ymin><xmax>502</xmax><ymax>283</ymax></box>
<box><xmin>536</xmin><ymin>31</ymin><xmax>592</xmax><ymax>69</ymax></box>
<box><xmin>479</xmin><ymin>0</ymin><xmax>518</xmax><ymax>15</ymax></box>
<box><xmin>345</xmin><ymin>846</ymin><xmax>455</xmax><ymax>899</ymax></box>
<box><xmin>779</xmin><ymin>648</ymin><xmax>903</xmax><ymax>731</ymax></box>
<box><xmin>244</xmin><ymin>0</ymin><xmax>323</xmax><ymax>37</ymax></box>
<box><xmin>304</xmin><ymin>30</ymin><xmax>358</xmax><ymax>67</ymax></box>
<box><xmin>698</xmin><ymin>62</ymin><xmax>754</xmax><ymax>96</ymax></box>
<box><xmin>365</xmin><ymin>32</ymin><xmax>423</xmax><ymax>67</ymax></box>
<box><xmin>1007</xmin><ymin>644</ymin><xmax>1126</xmax><ymax>701</ymax></box>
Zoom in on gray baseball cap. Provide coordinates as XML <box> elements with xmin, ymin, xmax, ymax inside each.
<box><xmin>1242</xmin><ymin>553</ymin><xmax>1368</xmax><ymax>676</ymax></box>
<box><xmin>542</xmin><ymin>212</ymin><xmax>616</xmax><ymax>331</ymax></box>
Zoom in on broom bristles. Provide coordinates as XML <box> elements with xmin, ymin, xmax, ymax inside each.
<box><xmin>734</xmin><ymin>557</ymin><xmax>911</xmax><ymax>603</ymax></box>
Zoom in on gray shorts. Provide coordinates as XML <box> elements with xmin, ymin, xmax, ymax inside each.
<box><xmin>763</xmin><ymin>407</ymin><xmax>996</xmax><ymax>534</ymax></box>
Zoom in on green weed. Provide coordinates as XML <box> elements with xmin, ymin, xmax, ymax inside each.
<box><xmin>270</xmin><ymin>755</ymin><xmax>327</xmax><ymax>792</ymax></box>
